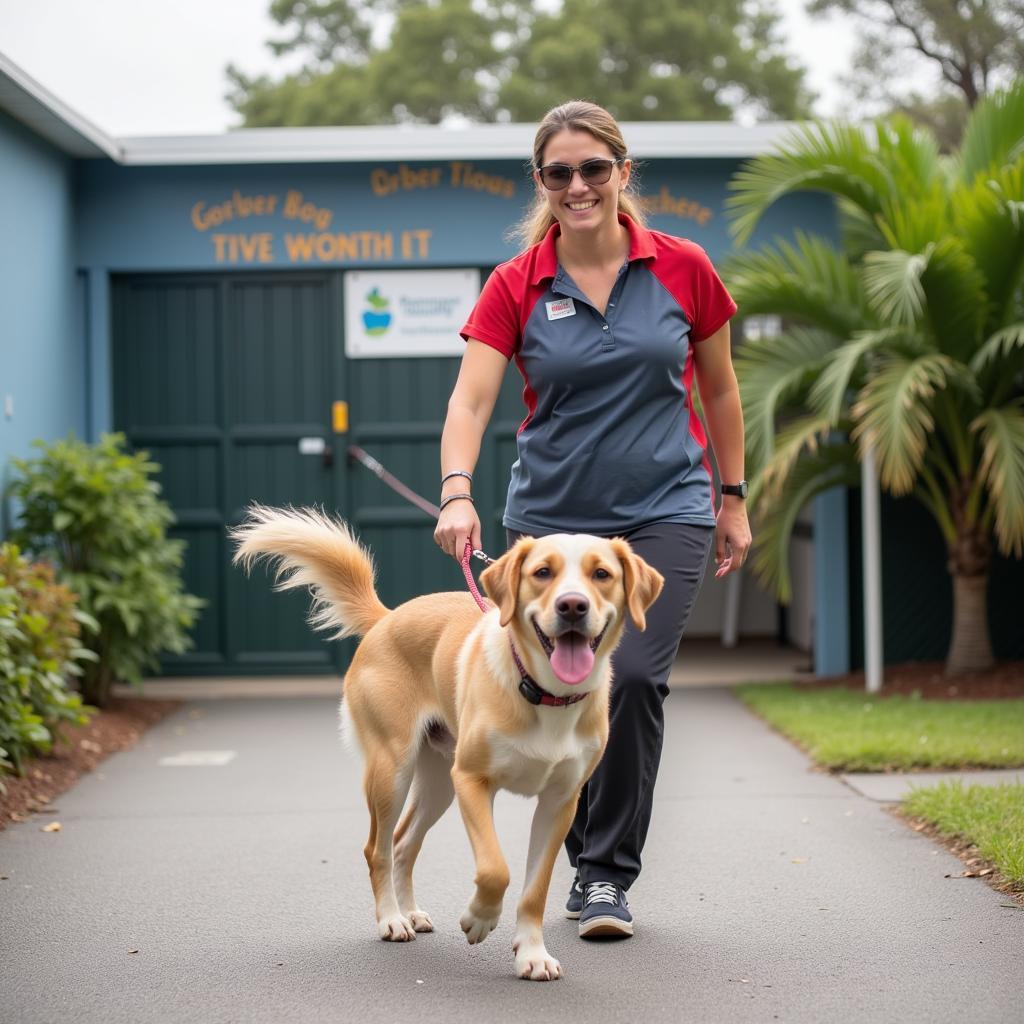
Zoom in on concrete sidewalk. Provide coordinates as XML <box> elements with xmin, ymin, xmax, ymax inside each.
<box><xmin>2</xmin><ymin>688</ymin><xmax>1021</xmax><ymax>1023</ymax></box>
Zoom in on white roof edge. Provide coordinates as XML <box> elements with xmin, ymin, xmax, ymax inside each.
<box><xmin>117</xmin><ymin>121</ymin><xmax>798</xmax><ymax>166</ymax></box>
<box><xmin>0</xmin><ymin>52</ymin><xmax>121</xmax><ymax>160</ymax></box>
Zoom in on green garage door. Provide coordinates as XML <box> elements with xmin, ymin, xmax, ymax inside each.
<box><xmin>112</xmin><ymin>272</ymin><xmax>347</xmax><ymax>675</ymax></box>
<box><xmin>111</xmin><ymin>269</ymin><xmax>524</xmax><ymax>677</ymax></box>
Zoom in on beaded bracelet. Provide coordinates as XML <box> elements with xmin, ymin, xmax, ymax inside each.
<box><xmin>439</xmin><ymin>492</ymin><xmax>474</xmax><ymax>512</ymax></box>
<box><xmin>442</xmin><ymin>469</ymin><xmax>474</xmax><ymax>486</ymax></box>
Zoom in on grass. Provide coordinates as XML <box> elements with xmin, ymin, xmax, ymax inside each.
<box><xmin>734</xmin><ymin>683</ymin><xmax>1024</xmax><ymax>772</ymax></box>
<box><xmin>904</xmin><ymin>781</ymin><xmax>1024</xmax><ymax>888</ymax></box>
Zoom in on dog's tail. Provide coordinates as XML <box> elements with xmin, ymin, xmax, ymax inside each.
<box><xmin>231</xmin><ymin>504</ymin><xmax>388</xmax><ymax>640</ymax></box>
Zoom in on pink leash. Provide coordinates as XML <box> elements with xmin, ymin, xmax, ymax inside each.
<box><xmin>461</xmin><ymin>541</ymin><xmax>493</xmax><ymax>612</ymax></box>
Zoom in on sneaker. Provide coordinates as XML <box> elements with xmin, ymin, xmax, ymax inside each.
<box><xmin>565</xmin><ymin>874</ymin><xmax>584</xmax><ymax>919</ymax></box>
<box><xmin>578</xmin><ymin>881</ymin><xmax>633</xmax><ymax>938</ymax></box>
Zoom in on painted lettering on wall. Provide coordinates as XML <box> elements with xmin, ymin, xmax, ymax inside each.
<box><xmin>190</xmin><ymin>187</ymin><xmax>437</xmax><ymax>264</ymax></box>
<box><xmin>637</xmin><ymin>187</ymin><xmax>713</xmax><ymax>225</ymax></box>
<box><xmin>370</xmin><ymin>163</ymin><xmax>518</xmax><ymax>199</ymax></box>
<box><xmin>207</xmin><ymin>229</ymin><xmax>432</xmax><ymax>265</ymax></box>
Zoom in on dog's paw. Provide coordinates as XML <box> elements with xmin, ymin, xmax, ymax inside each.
<box><xmin>377</xmin><ymin>913</ymin><xmax>417</xmax><ymax>942</ymax></box>
<box><xmin>407</xmin><ymin>910</ymin><xmax>434</xmax><ymax>933</ymax></box>
<box><xmin>459</xmin><ymin>905</ymin><xmax>500</xmax><ymax>945</ymax></box>
<box><xmin>514</xmin><ymin>943</ymin><xmax>562</xmax><ymax>981</ymax></box>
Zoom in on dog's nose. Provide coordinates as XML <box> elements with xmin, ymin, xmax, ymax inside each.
<box><xmin>556</xmin><ymin>592</ymin><xmax>590</xmax><ymax>622</ymax></box>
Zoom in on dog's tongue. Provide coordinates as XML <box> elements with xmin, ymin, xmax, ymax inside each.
<box><xmin>549</xmin><ymin>632</ymin><xmax>594</xmax><ymax>685</ymax></box>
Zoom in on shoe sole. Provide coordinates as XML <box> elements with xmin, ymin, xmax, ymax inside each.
<box><xmin>565</xmin><ymin>908</ymin><xmax>581</xmax><ymax>920</ymax></box>
<box><xmin>578</xmin><ymin>915</ymin><xmax>633</xmax><ymax>938</ymax></box>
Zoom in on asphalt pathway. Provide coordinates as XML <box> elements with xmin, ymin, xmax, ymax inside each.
<box><xmin>2</xmin><ymin>688</ymin><xmax>1021</xmax><ymax>1024</ymax></box>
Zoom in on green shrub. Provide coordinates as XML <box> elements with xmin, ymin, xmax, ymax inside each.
<box><xmin>0</xmin><ymin>544</ymin><xmax>95</xmax><ymax>778</ymax></box>
<box><xmin>8</xmin><ymin>433</ymin><xmax>204</xmax><ymax>707</ymax></box>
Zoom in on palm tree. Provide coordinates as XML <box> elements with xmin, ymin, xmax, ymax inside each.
<box><xmin>724</xmin><ymin>82</ymin><xmax>1024</xmax><ymax>675</ymax></box>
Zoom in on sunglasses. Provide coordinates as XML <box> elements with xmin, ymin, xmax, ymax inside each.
<box><xmin>536</xmin><ymin>157</ymin><xmax>623</xmax><ymax>191</ymax></box>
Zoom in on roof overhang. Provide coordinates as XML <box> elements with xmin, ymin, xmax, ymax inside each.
<box><xmin>118</xmin><ymin>120</ymin><xmax>796</xmax><ymax>165</ymax></box>
<box><xmin>0</xmin><ymin>52</ymin><xmax>121</xmax><ymax>159</ymax></box>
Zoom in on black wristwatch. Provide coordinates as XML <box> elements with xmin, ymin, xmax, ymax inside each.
<box><xmin>721</xmin><ymin>480</ymin><xmax>748</xmax><ymax>499</ymax></box>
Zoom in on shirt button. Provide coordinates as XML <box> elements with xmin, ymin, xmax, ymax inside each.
<box><xmin>602</xmin><ymin>324</ymin><xmax>610</xmax><ymax>331</ymax></box>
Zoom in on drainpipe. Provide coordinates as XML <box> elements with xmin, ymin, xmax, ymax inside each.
<box><xmin>861</xmin><ymin>444</ymin><xmax>884</xmax><ymax>693</ymax></box>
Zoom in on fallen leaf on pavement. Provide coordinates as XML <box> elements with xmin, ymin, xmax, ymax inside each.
<box><xmin>41</xmin><ymin>822</ymin><xmax>61</xmax><ymax>833</ymax></box>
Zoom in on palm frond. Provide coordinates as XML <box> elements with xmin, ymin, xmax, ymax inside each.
<box><xmin>970</xmin><ymin>323</ymin><xmax>1024</xmax><ymax>378</ymax></box>
<box><xmin>757</xmin><ymin>414</ymin><xmax>836</xmax><ymax>500</ymax></box>
<box><xmin>836</xmin><ymin>196</ymin><xmax>887</xmax><ymax>260</ymax></box>
<box><xmin>734</xmin><ymin>327</ymin><xmax>838</xmax><ymax>471</ymax></box>
<box><xmin>873</xmin><ymin>114</ymin><xmax>945</xmax><ymax>194</ymax></box>
<box><xmin>953</xmin><ymin>162</ymin><xmax>1024</xmax><ymax>336</ymax></box>
<box><xmin>727</xmin><ymin>121</ymin><xmax>895</xmax><ymax>246</ymax></box>
<box><xmin>971</xmin><ymin>401</ymin><xmax>1024</xmax><ymax>557</ymax></box>
<box><xmin>862</xmin><ymin>248</ymin><xmax>931</xmax><ymax>326</ymax></box>
<box><xmin>724</xmin><ymin>232</ymin><xmax>873</xmax><ymax>337</ymax></box>
<box><xmin>958</xmin><ymin>80</ymin><xmax>1024</xmax><ymax>182</ymax></box>
<box><xmin>749</xmin><ymin>445</ymin><xmax>859</xmax><ymax>603</ymax></box>
<box><xmin>877</xmin><ymin>183</ymin><xmax>951</xmax><ymax>253</ymax></box>
<box><xmin>851</xmin><ymin>353</ymin><xmax>961</xmax><ymax>494</ymax></box>
<box><xmin>808</xmin><ymin>327</ymin><xmax>925</xmax><ymax>426</ymax></box>
<box><xmin>917</xmin><ymin>237</ymin><xmax>988</xmax><ymax>361</ymax></box>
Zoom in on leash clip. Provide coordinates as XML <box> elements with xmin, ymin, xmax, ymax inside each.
<box><xmin>472</xmin><ymin>549</ymin><xmax>495</xmax><ymax>565</ymax></box>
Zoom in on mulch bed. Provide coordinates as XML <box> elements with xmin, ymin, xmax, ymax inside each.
<box><xmin>0</xmin><ymin>697</ymin><xmax>182</xmax><ymax>831</ymax></box>
<box><xmin>794</xmin><ymin>659</ymin><xmax>1024</xmax><ymax>700</ymax></box>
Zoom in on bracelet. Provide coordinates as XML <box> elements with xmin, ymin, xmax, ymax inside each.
<box><xmin>442</xmin><ymin>469</ymin><xmax>473</xmax><ymax>486</ymax></box>
<box><xmin>439</xmin><ymin>492</ymin><xmax>474</xmax><ymax>512</ymax></box>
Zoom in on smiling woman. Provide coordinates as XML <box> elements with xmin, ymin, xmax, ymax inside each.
<box><xmin>433</xmin><ymin>99</ymin><xmax>751</xmax><ymax>941</ymax></box>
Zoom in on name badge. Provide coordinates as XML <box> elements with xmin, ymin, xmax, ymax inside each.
<box><xmin>546</xmin><ymin>297</ymin><xmax>576</xmax><ymax>321</ymax></box>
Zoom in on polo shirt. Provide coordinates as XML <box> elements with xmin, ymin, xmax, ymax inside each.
<box><xmin>461</xmin><ymin>213</ymin><xmax>737</xmax><ymax>535</ymax></box>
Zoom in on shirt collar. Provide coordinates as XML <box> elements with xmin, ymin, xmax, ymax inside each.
<box><xmin>530</xmin><ymin>212</ymin><xmax>656</xmax><ymax>286</ymax></box>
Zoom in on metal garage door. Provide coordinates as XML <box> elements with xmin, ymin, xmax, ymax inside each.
<box><xmin>111</xmin><ymin>269</ymin><xmax>522</xmax><ymax>677</ymax></box>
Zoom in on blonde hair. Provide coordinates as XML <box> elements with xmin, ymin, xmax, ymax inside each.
<box><xmin>511</xmin><ymin>100</ymin><xmax>646</xmax><ymax>249</ymax></box>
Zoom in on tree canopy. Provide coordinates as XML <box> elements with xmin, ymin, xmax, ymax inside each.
<box><xmin>227</xmin><ymin>0</ymin><xmax>812</xmax><ymax>126</ymax></box>
<box><xmin>808</xmin><ymin>0</ymin><xmax>1024</xmax><ymax>147</ymax></box>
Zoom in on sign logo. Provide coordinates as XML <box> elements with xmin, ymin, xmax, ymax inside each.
<box><xmin>362</xmin><ymin>287</ymin><xmax>392</xmax><ymax>336</ymax></box>
<box><xmin>546</xmin><ymin>297</ymin><xmax>576</xmax><ymax>321</ymax></box>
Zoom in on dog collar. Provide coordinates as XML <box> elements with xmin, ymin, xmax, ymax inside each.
<box><xmin>509</xmin><ymin>639</ymin><xmax>589</xmax><ymax>707</ymax></box>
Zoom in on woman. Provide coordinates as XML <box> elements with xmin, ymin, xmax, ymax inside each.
<box><xmin>434</xmin><ymin>100</ymin><xmax>751</xmax><ymax>938</ymax></box>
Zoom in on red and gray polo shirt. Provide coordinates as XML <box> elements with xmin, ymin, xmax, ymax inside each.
<box><xmin>461</xmin><ymin>214</ymin><xmax>737</xmax><ymax>535</ymax></box>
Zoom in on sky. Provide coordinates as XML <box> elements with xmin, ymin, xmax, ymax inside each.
<box><xmin>0</xmin><ymin>0</ymin><xmax>861</xmax><ymax>138</ymax></box>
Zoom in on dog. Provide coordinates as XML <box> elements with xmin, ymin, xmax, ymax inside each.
<box><xmin>232</xmin><ymin>505</ymin><xmax>662</xmax><ymax>980</ymax></box>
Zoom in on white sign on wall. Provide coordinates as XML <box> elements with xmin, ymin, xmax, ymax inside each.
<box><xmin>344</xmin><ymin>269</ymin><xmax>481</xmax><ymax>358</ymax></box>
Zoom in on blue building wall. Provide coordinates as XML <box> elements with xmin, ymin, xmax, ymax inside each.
<box><xmin>0</xmin><ymin>110</ymin><xmax>85</xmax><ymax>532</ymax></box>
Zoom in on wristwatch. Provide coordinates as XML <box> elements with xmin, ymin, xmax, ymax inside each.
<box><xmin>721</xmin><ymin>480</ymin><xmax>748</xmax><ymax>499</ymax></box>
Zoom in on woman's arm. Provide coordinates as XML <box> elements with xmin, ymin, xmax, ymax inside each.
<box><xmin>693</xmin><ymin>322</ymin><xmax>752</xmax><ymax>578</ymax></box>
<box><xmin>435</xmin><ymin>339</ymin><xmax>509</xmax><ymax>559</ymax></box>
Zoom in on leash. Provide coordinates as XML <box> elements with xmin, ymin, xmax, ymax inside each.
<box><xmin>347</xmin><ymin>444</ymin><xmax>586</xmax><ymax>708</ymax></box>
<box><xmin>348</xmin><ymin>444</ymin><xmax>495</xmax><ymax>570</ymax></box>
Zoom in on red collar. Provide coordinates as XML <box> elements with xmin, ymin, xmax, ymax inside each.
<box><xmin>510</xmin><ymin>639</ymin><xmax>589</xmax><ymax>706</ymax></box>
<box><xmin>530</xmin><ymin>212</ymin><xmax>656</xmax><ymax>286</ymax></box>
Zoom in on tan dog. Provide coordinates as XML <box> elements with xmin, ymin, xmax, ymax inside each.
<box><xmin>232</xmin><ymin>506</ymin><xmax>662</xmax><ymax>981</ymax></box>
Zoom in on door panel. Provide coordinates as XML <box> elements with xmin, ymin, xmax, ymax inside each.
<box><xmin>112</xmin><ymin>273</ymin><xmax>342</xmax><ymax>675</ymax></box>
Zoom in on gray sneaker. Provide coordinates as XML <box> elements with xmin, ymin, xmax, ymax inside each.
<box><xmin>578</xmin><ymin>881</ymin><xmax>633</xmax><ymax>938</ymax></box>
<box><xmin>565</xmin><ymin>874</ymin><xmax>584</xmax><ymax>919</ymax></box>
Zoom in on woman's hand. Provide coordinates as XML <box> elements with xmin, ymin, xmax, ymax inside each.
<box><xmin>434</xmin><ymin>497</ymin><xmax>482</xmax><ymax>562</ymax></box>
<box><xmin>714</xmin><ymin>497</ymin><xmax>752</xmax><ymax>578</ymax></box>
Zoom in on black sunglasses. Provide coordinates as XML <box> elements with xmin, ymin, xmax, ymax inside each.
<box><xmin>536</xmin><ymin>157</ymin><xmax>623</xmax><ymax>191</ymax></box>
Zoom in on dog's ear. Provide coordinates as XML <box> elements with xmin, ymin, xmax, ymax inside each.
<box><xmin>480</xmin><ymin>538</ymin><xmax>533</xmax><ymax>627</ymax></box>
<box><xmin>609</xmin><ymin>540</ymin><xmax>664</xmax><ymax>631</ymax></box>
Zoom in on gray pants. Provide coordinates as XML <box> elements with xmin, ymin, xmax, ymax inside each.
<box><xmin>507</xmin><ymin>521</ymin><xmax>714</xmax><ymax>890</ymax></box>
